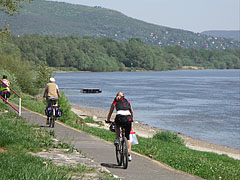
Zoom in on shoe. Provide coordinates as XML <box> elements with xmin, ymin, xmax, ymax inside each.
<box><xmin>114</xmin><ymin>138</ymin><xmax>119</xmax><ymax>145</ymax></box>
<box><xmin>128</xmin><ymin>154</ymin><xmax>132</xmax><ymax>161</ymax></box>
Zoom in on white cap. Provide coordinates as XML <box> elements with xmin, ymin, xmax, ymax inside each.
<box><xmin>49</xmin><ymin>77</ymin><xmax>55</xmax><ymax>82</ymax></box>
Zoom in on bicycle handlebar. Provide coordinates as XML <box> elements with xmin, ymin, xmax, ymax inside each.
<box><xmin>105</xmin><ymin>120</ymin><xmax>112</xmax><ymax>124</ymax></box>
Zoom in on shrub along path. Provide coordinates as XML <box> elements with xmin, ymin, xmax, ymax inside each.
<box><xmin>20</xmin><ymin>107</ymin><xmax>203</xmax><ymax>180</ymax></box>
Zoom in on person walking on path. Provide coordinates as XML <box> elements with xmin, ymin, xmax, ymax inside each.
<box><xmin>106</xmin><ymin>91</ymin><xmax>134</xmax><ymax>161</ymax></box>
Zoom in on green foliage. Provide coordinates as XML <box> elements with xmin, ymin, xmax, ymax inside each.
<box><xmin>0</xmin><ymin>39</ymin><xmax>37</xmax><ymax>95</ymax></box>
<box><xmin>63</xmin><ymin>118</ymin><xmax>240</xmax><ymax>180</ymax></box>
<box><xmin>0</xmin><ymin>0</ymin><xmax>31</xmax><ymax>34</ymax></box>
<box><xmin>12</xmin><ymin>34</ymin><xmax>240</xmax><ymax>71</ymax></box>
<box><xmin>17</xmin><ymin>93</ymin><xmax>46</xmax><ymax>114</ymax></box>
<box><xmin>0</xmin><ymin>108</ymin><xmax>98</xmax><ymax>180</ymax></box>
<box><xmin>0</xmin><ymin>0</ymin><xmax>31</xmax><ymax>15</ymax></box>
<box><xmin>55</xmin><ymin>67</ymin><xmax>79</xmax><ymax>72</ymax></box>
<box><xmin>35</xmin><ymin>62</ymin><xmax>53</xmax><ymax>89</ymax></box>
<box><xmin>67</xmin><ymin>121</ymin><xmax>240</xmax><ymax>180</ymax></box>
<box><xmin>0</xmin><ymin>69</ymin><xmax>22</xmax><ymax>95</ymax></box>
<box><xmin>153</xmin><ymin>131</ymin><xmax>184</xmax><ymax>145</ymax></box>
<box><xmin>58</xmin><ymin>91</ymin><xmax>75</xmax><ymax>123</ymax></box>
<box><xmin>0</xmin><ymin>108</ymin><xmax>54</xmax><ymax>152</ymax></box>
<box><xmin>1</xmin><ymin>0</ymin><xmax>239</xmax><ymax>50</ymax></box>
<box><xmin>0</xmin><ymin>152</ymin><xmax>70</xmax><ymax>180</ymax></box>
<box><xmin>66</xmin><ymin>121</ymin><xmax>115</xmax><ymax>143</ymax></box>
<box><xmin>132</xmin><ymin>134</ymin><xmax>240</xmax><ymax>180</ymax></box>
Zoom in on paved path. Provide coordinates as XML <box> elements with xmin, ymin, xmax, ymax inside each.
<box><xmin>21</xmin><ymin>107</ymin><xmax>203</xmax><ymax>180</ymax></box>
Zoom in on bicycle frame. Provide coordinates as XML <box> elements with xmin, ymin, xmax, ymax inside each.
<box><xmin>116</xmin><ymin>125</ymin><xmax>129</xmax><ymax>169</ymax></box>
<box><xmin>1</xmin><ymin>90</ymin><xmax>8</xmax><ymax>101</ymax></box>
<box><xmin>49</xmin><ymin>99</ymin><xmax>58</xmax><ymax>128</ymax></box>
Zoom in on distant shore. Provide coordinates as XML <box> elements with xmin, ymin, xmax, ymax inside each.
<box><xmin>54</xmin><ymin>66</ymin><xmax>206</xmax><ymax>73</ymax></box>
<box><xmin>71</xmin><ymin>104</ymin><xmax>240</xmax><ymax>160</ymax></box>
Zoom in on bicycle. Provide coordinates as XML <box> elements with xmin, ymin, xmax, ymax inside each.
<box><xmin>48</xmin><ymin>97</ymin><xmax>58</xmax><ymax>128</ymax></box>
<box><xmin>106</xmin><ymin>120</ymin><xmax>129</xmax><ymax>169</ymax></box>
<box><xmin>0</xmin><ymin>90</ymin><xmax>10</xmax><ymax>103</ymax></box>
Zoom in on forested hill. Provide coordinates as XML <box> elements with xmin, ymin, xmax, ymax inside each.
<box><xmin>10</xmin><ymin>34</ymin><xmax>240</xmax><ymax>72</ymax></box>
<box><xmin>201</xmin><ymin>30</ymin><xmax>240</xmax><ymax>42</ymax></box>
<box><xmin>0</xmin><ymin>0</ymin><xmax>239</xmax><ymax>50</ymax></box>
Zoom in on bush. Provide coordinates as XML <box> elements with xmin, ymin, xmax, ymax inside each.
<box><xmin>153</xmin><ymin>131</ymin><xmax>184</xmax><ymax>145</ymax></box>
<box><xmin>58</xmin><ymin>91</ymin><xmax>79</xmax><ymax>123</ymax></box>
<box><xmin>0</xmin><ymin>69</ymin><xmax>22</xmax><ymax>96</ymax></box>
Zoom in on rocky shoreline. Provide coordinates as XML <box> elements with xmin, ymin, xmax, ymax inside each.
<box><xmin>71</xmin><ymin>104</ymin><xmax>240</xmax><ymax>160</ymax></box>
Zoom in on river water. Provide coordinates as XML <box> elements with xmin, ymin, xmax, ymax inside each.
<box><xmin>55</xmin><ymin>70</ymin><xmax>240</xmax><ymax>149</ymax></box>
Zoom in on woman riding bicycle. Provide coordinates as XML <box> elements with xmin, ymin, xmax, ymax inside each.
<box><xmin>106</xmin><ymin>92</ymin><xmax>134</xmax><ymax>161</ymax></box>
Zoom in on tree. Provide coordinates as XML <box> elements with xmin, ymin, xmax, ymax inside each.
<box><xmin>35</xmin><ymin>62</ymin><xmax>53</xmax><ymax>89</ymax></box>
<box><xmin>0</xmin><ymin>0</ymin><xmax>31</xmax><ymax>34</ymax></box>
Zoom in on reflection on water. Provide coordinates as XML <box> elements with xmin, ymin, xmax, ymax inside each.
<box><xmin>56</xmin><ymin>70</ymin><xmax>240</xmax><ymax>149</ymax></box>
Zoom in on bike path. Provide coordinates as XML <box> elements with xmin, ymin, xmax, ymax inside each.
<box><xmin>20</xmin><ymin>107</ymin><xmax>203</xmax><ymax>180</ymax></box>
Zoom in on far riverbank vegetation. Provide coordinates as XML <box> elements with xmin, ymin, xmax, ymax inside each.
<box><xmin>9</xmin><ymin>34</ymin><xmax>240</xmax><ymax>72</ymax></box>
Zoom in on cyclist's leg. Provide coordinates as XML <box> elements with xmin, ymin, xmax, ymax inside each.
<box><xmin>46</xmin><ymin>98</ymin><xmax>51</xmax><ymax>124</ymax></box>
<box><xmin>124</xmin><ymin>121</ymin><xmax>132</xmax><ymax>160</ymax></box>
<box><xmin>115</xmin><ymin>125</ymin><xmax>120</xmax><ymax>139</ymax></box>
<box><xmin>114</xmin><ymin>120</ymin><xmax>121</xmax><ymax>144</ymax></box>
<box><xmin>6</xmin><ymin>91</ymin><xmax>10</xmax><ymax>101</ymax></box>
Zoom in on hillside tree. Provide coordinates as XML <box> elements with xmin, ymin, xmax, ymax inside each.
<box><xmin>0</xmin><ymin>0</ymin><xmax>31</xmax><ymax>34</ymax></box>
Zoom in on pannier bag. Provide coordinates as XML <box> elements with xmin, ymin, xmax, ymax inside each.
<box><xmin>45</xmin><ymin>106</ymin><xmax>62</xmax><ymax>117</ymax></box>
<box><xmin>55</xmin><ymin>107</ymin><xmax>62</xmax><ymax>117</ymax></box>
<box><xmin>45</xmin><ymin>107</ymin><xmax>52</xmax><ymax>117</ymax></box>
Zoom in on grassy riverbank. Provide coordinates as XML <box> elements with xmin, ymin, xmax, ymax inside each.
<box><xmin>0</xmin><ymin>103</ymin><xmax>69</xmax><ymax>179</ymax></box>
<box><xmin>10</xmin><ymin>94</ymin><xmax>240</xmax><ymax>180</ymax></box>
<box><xmin>0</xmin><ymin>103</ymin><xmax>116</xmax><ymax>180</ymax></box>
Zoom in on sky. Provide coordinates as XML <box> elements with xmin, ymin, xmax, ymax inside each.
<box><xmin>49</xmin><ymin>0</ymin><xmax>240</xmax><ymax>33</ymax></box>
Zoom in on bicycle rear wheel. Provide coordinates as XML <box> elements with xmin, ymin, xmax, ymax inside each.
<box><xmin>49</xmin><ymin>116</ymin><xmax>53</xmax><ymax>127</ymax></box>
<box><xmin>49</xmin><ymin>116</ymin><xmax>55</xmax><ymax>128</ymax></box>
<box><xmin>115</xmin><ymin>141</ymin><xmax>122</xmax><ymax>165</ymax></box>
<box><xmin>122</xmin><ymin>137</ymin><xmax>128</xmax><ymax>169</ymax></box>
<box><xmin>51</xmin><ymin>117</ymin><xmax>55</xmax><ymax>128</ymax></box>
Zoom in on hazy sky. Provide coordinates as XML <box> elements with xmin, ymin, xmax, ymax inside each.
<box><xmin>49</xmin><ymin>0</ymin><xmax>240</xmax><ymax>33</ymax></box>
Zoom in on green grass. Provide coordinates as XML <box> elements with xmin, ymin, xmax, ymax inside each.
<box><xmin>133</xmin><ymin>132</ymin><xmax>240</xmax><ymax>180</ymax></box>
<box><xmin>66</xmin><ymin>121</ymin><xmax>240</xmax><ymax>180</ymax></box>
<box><xmin>9</xmin><ymin>94</ymin><xmax>240</xmax><ymax>180</ymax></box>
<box><xmin>0</xmin><ymin>152</ymin><xmax>70</xmax><ymax>180</ymax></box>
<box><xmin>0</xmin><ymin>103</ymin><xmax>117</xmax><ymax>180</ymax></box>
<box><xmin>0</xmin><ymin>104</ymin><xmax>53</xmax><ymax>152</ymax></box>
<box><xmin>0</xmin><ymin>103</ymin><xmax>69</xmax><ymax>179</ymax></box>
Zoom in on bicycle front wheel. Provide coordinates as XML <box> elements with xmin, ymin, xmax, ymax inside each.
<box><xmin>122</xmin><ymin>137</ymin><xmax>128</xmax><ymax>169</ymax></box>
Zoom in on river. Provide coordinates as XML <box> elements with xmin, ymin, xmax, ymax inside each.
<box><xmin>55</xmin><ymin>70</ymin><xmax>240</xmax><ymax>149</ymax></box>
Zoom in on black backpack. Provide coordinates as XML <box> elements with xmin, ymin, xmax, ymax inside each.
<box><xmin>115</xmin><ymin>98</ymin><xmax>131</xmax><ymax>111</ymax></box>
